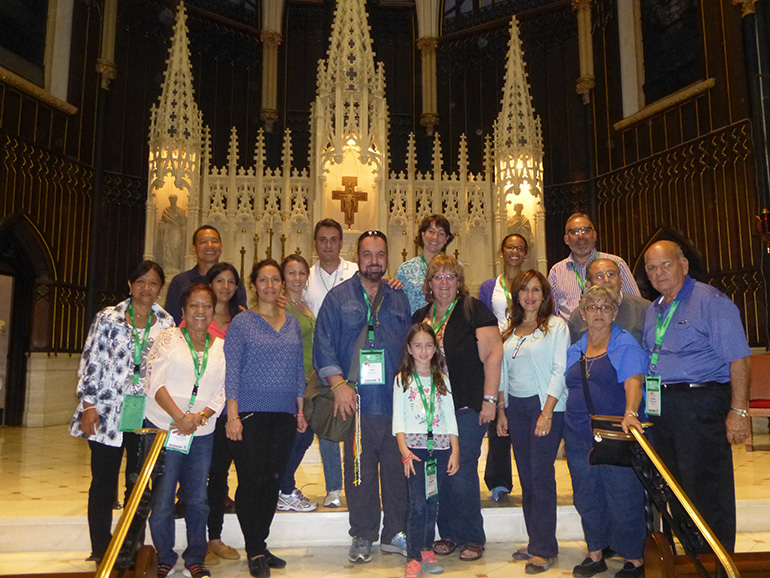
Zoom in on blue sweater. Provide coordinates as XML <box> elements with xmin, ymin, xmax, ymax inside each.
<box><xmin>224</xmin><ymin>310</ymin><xmax>305</xmax><ymax>414</ymax></box>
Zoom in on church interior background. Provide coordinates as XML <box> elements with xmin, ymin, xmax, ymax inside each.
<box><xmin>2</xmin><ymin>0</ymin><xmax>770</xmax><ymax>570</ymax></box>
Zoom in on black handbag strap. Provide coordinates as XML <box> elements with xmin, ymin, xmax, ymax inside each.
<box><xmin>579</xmin><ymin>353</ymin><xmax>597</xmax><ymax>416</ymax></box>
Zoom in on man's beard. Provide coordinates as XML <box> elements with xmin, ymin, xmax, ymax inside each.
<box><xmin>360</xmin><ymin>266</ymin><xmax>385</xmax><ymax>283</ymax></box>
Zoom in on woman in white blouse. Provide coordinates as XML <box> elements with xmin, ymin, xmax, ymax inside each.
<box><xmin>495</xmin><ymin>270</ymin><xmax>569</xmax><ymax>574</ymax></box>
<box><xmin>145</xmin><ymin>284</ymin><xmax>226</xmax><ymax>578</ymax></box>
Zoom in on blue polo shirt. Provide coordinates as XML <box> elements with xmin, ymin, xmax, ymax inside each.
<box><xmin>314</xmin><ymin>273</ymin><xmax>411</xmax><ymax>415</ymax></box>
<box><xmin>642</xmin><ymin>276</ymin><xmax>751</xmax><ymax>383</ymax></box>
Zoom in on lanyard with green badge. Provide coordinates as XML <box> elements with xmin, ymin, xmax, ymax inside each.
<box><xmin>573</xmin><ymin>266</ymin><xmax>587</xmax><ymax>292</ymax></box>
<box><xmin>359</xmin><ymin>286</ymin><xmax>385</xmax><ymax>385</ymax></box>
<box><xmin>415</xmin><ymin>372</ymin><xmax>439</xmax><ymax>499</ymax></box>
<box><xmin>645</xmin><ymin>300</ymin><xmax>679</xmax><ymax>417</ymax></box>
<box><xmin>499</xmin><ymin>275</ymin><xmax>512</xmax><ymax>307</ymax></box>
<box><xmin>431</xmin><ymin>298</ymin><xmax>457</xmax><ymax>332</ymax></box>
<box><xmin>166</xmin><ymin>328</ymin><xmax>210</xmax><ymax>453</ymax></box>
<box><xmin>118</xmin><ymin>303</ymin><xmax>153</xmax><ymax>432</ymax></box>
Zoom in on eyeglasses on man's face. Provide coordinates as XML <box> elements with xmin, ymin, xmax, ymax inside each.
<box><xmin>567</xmin><ymin>226</ymin><xmax>594</xmax><ymax>238</ymax></box>
<box><xmin>590</xmin><ymin>270</ymin><xmax>618</xmax><ymax>282</ymax></box>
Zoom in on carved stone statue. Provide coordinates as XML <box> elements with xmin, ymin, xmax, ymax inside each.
<box><xmin>156</xmin><ymin>194</ymin><xmax>187</xmax><ymax>272</ymax></box>
<box><xmin>508</xmin><ymin>202</ymin><xmax>532</xmax><ymax>246</ymax></box>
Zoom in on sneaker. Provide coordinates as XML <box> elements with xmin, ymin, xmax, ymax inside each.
<box><xmin>406</xmin><ymin>559</ymin><xmax>422</xmax><ymax>578</ymax></box>
<box><xmin>525</xmin><ymin>556</ymin><xmax>556</xmax><ymax>574</ymax></box>
<box><xmin>183</xmin><ymin>565</ymin><xmax>210</xmax><ymax>578</ymax></box>
<box><xmin>573</xmin><ymin>557</ymin><xmax>608</xmax><ymax>577</ymax></box>
<box><xmin>614</xmin><ymin>562</ymin><xmax>644</xmax><ymax>578</ymax></box>
<box><xmin>491</xmin><ymin>486</ymin><xmax>510</xmax><ymax>502</ymax></box>
<box><xmin>349</xmin><ymin>537</ymin><xmax>373</xmax><ymax>563</ymax></box>
<box><xmin>157</xmin><ymin>564</ymin><xmax>176</xmax><ymax>578</ymax></box>
<box><xmin>324</xmin><ymin>489</ymin><xmax>342</xmax><ymax>508</ymax></box>
<box><xmin>277</xmin><ymin>489</ymin><xmax>318</xmax><ymax>512</ymax></box>
<box><xmin>420</xmin><ymin>550</ymin><xmax>444</xmax><ymax>574</ymax></box>
<box><xmin>381</xmin><ymin>532</ymin><xmax>408</xmax><ymax>556</ymax></box>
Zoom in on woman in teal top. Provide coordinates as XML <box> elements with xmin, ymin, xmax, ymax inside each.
<box><xmin>277</xmin><ymin>254</ymin><xmax>320</xmax><ymax>512</ymax></box>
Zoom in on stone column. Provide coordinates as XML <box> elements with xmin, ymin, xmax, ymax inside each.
<box><xmin>260</xmin><ymin>30</ymin><xmax>282</xmax><ymax>133</ymax></box>
<box><xmin>417</xmin><ymin>36</ymin><xmax>439</xmax><ymax>134</ymax></box>
<box><xmin>573</xmin><ymin>0</ymin><xmax>595</xmax><ymax>105</ymax></box>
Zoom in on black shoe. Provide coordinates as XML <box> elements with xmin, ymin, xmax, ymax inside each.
<box><xmin>248</xmin><ymin>555</ymin><xmax>270</xmax><ymax>578</ymax></box>
<box><xmin>615</xmin><ymin>562</ymin><xmax>643</xmax><ymax>578</ymax></box>
<box><xmin>264</xmin><ymin>550</ymin><xmax>286</xmax><ymax>569</ymax></box>
<box><xmin>85</xmin><ymin>554</ymin><xmax>102</xmax><ymax>563</ymax></box>
<box><xmin>573</xmin><ymin>557</ymin><xmax>608</xmax><ymax>577</ymax></box>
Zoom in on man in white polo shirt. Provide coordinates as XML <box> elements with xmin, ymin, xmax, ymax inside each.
<box><xmin>305</xmin><ymin>219</ymin><xmax>359</xmax><ymax>317</ymax></box>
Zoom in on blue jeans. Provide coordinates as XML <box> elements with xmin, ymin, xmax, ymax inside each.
<box><xmin>564</xmin><ymin>429</ymin><xmax>646</xmax><ymax>559</ymax></box>
<box><xmin>406</xmin><ymin>447</ymin><xmax>449</xmax><ymax>561</ymax></box>
<box><xmin>149</xmin><ymin>431</ymin><xmax>214</xmax><ymax>567</ymax></box>
<box><xmin>507</xmin><ymin>395</ymin><xmax>563</xmax><ymax>558</ymax></box>
<box><xmin>436</xmin><ymin>408</ymin><xmax>486</xmax><ymax>546</ymax></box>
<box><xmin>319</xmin><ymin>437</ymin><xmax>343</xmax><ymax>492</ymax></box>
<box><xmin>279</xmin><ymin>426</ymin><xmax>315</xmax><ymax>494</ymax></box>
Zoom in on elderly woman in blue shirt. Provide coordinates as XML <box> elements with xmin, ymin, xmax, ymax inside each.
<box><xmin>564</xmin><ymin>285</ymin><xmax>647</xmax><ymax>578</ymax></box>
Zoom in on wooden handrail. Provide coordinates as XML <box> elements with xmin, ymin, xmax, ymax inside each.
<box><xmin>96</xmin><ymin>429</ymin><xmax>168</xmax><ymax>578</ymax></box>
<box><xmin>629</xmin><ymin>427</ymin><xmax>741</xmax><ymax>578</ymax></box>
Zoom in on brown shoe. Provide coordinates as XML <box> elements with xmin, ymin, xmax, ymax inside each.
<box><xmin>209</xmin><ymin>539</ymin><xmax>240</xmax><ymax>560</ymax></box>
<box><xmin>204</xmin><ymin>550</ymin><xmax>220</xmax><ymax>566</ymax></box>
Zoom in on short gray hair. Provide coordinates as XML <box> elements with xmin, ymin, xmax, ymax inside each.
<box><xmin>580</xmin><ymin>285</ymin><xmax>620</xmax><ymax>309</ymax></box>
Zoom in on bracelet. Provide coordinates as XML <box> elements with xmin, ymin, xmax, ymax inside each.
<box><xmin>226</xmin><ymin>416</ymin><xmax>241</xmax><ymax>425</ymax></box>
<box><xmin>83</xmin><ymin>406</ymin><xmax>97</xmax><ymax>413</ymax></box>
<box><xmin>483</xmin><ymin>395</ymin><xmax>497</xmax><ymax>404</ymax></box>
<box><xmin>297</xmin><ymin>413</ymin><xmax>305</xmax><ymax>417</ymax></box>
<box><xmin>540</xmin><ymin>413</ymin><xmax>553</xmax><ymax>420</ymax></box>
<box><xmin>497</xmin><ymin>402</ymin><xmax>505</xmax><ymax>410</ymax></box>
<box><xmin>331</xmin><ymin>380</ymin><xmax>348</xmax><ymax>391</ymax></box>
<box><xmin>198</xmin><ymin>411</ymin><xmax>209</xmax><ymax>426</ymax></box>
<box><xmin>730</xmin><ymin>407</ymin><xmax>749</xmax><ymax>418</ymax></box>
<box><xmin>625</xmin><ymin>411</ymin><xmax>639</xmax><ymax>418</ymax></box>
<box><xmin>400</xmin><ymin>453</ymin><xmax>413</xmax><ymax>463</ymax></box>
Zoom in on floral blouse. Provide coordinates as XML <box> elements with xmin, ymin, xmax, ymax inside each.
<box><xmin>69</xmin><ymin>299</ymin><xmax>175</xmax><ymax>447</ymax></box>
<box><xmin>392</xmin><ymin>373</ymin><xmax>459</xmax><ymax>450</ymax></box>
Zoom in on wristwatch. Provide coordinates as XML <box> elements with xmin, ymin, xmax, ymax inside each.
<box><xmin>625</xmin><ymin>411</ymin><xmax>639</xmax><ymax>418</ymax></box>
<box><xmin>730</xmin><ymin>407</ymin><xmax>749</xmax><ymax>418</ymax></box>
<box><xmin>483</xmin><ymin>395</ymin><xmax>497</xmax><ymax>404</ymax></box>
<box><xmin>198</xmin><ymin>411</ymin><xmax>209</xmax><ymax>426</ymax></box>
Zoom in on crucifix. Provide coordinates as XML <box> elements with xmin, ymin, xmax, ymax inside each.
<box><xmin>332</xmin><ymin>177</ymin><xmax>368</xmax><ymax>229</ymax></box>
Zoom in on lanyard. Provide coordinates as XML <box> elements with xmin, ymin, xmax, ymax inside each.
<box><xmin>499</xmin><ymin>275</ymin><xmax>512</xmax><ymax>307</ymax></box>
<box><xmin>572</xmin><ymin>266</ymin><xmax>587</xmax><ymax>292</ymax></box>
<box><xmin>649</xmin><ymin>300</ymin><xmax>679</xmax><ymax>372</ymax></box>
<box><xmin>420</xmin><ymin>254</ymin><xmax>428</xmax><ymax>269</ymax></box>
<box><xmin>182</xmin><ymin>328</ymin><xmax>210</xmax><ymax>410</ymax></box>
<box><xmin>128</xmin><ymin>303</ymin><xmax>153</xmax><ymax>385</ymax></box>
<box><xmin>414</xmin><ymin>372</ymin><xmax>436</xmax><ymax>452</ymax></box>
<box><xmin>361</xmin><ymin>286</ymin><xmax>380</xmax><ymax>343</ymax></box>
<box><xmin>431</xmin><ymin>298</ymin><xmax>457</xmax><ymax>333</ymax></box>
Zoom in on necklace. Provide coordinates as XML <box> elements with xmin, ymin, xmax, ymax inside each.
<box><xmin>320</xmin><ymin>263</ymin><xmax>340</xmax><ymax>292</ymax></box>
<box><xmin>585</xmin><ymin>351</ymin><xmax>607</xmax><ymax>377</ymax></box>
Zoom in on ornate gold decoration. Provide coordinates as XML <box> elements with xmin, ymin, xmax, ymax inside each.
<box><xmin>732</xmin><ymin>0</ymin><xmax>758</xmax><ymax>17</ymax></box>
<box><xmin>96</xmin><ymin>59</ymin><xmax>118</xmax><ymax>90</ymax></box>
<box><xmin>614</xmin><ymin>78</ymin><xmax>715</xmax><ymax>131</ymax></box>
<box><xmin>260</xmin><ymin>30</ymin><xmax>283</xmax><ymax>49</ymax></box>
<box><xmin>416</xmin><ymin>36</ymin><xmax>438</xmax><ymax>54</ymax></box>
<box><xmin>0</xmin><ymin>66</ymin><xmax>78</xmax><ymax>115</ymax></box>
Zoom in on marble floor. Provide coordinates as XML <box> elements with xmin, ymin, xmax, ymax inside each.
<box><xmin>1</xmin><ymin>421</ymin><xmax>770</xmax><ymax>575</ymax></box>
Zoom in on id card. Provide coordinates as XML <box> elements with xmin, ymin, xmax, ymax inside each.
<box><xmin>360</xmin><ymin>349</ymin><xmax>385</xmax><ymax>385</ymax></box>
<box><xmin>425</xmin><ymin>459</ymin><xmax>438</xmax><ymax>499</ymax></box>
<box><xmin>118</xmin><ymin>394</ymin><xmax>146</xmax><ymax>432</ymax></box>
<box><xmin>645</xmin><ymin>375</ymin><xmax>661</xmax><ymax>416</ymax></box>
<box><xmin>165</xmin><ymin>430</ymin><xmax>193</xmax><ymax>454</ymax></box>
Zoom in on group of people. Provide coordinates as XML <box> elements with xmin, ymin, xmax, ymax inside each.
<box><xmin>69</xmin><ymin>210</ymin><xmax>752</xmax><ymax>578</ymax></box>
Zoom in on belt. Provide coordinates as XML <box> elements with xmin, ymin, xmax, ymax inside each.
<box><xmin>661</xmin><ymin>381</ymin><xmax>729</xmax><ymax>391</ymax></box>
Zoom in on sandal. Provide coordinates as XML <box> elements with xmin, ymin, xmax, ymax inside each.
<box><xmin>459</xmin><ymin>544</ymin><xmax>484</xmax><ymax>561</ymax></box>
<box><xmin>432</xmin><ymin>540</ymin><xmax>457</xmax><ymax>556</ymax></box>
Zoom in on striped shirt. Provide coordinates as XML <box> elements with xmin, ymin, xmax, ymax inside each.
<box><xmin>548</xmin><ymin>250</ymin><xmax>640</xmax><ymax>320</ymax></box>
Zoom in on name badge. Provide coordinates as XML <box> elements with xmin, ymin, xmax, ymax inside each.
<box><xmin>165</xmin><ymin>430</ymin><xmax>193</xmax><ymax>454</ymax></box>
<box><xmin>360</xmin><ymin>349</ymin><xmax>385</xmax><ymax>385</ymax></box>
<box><xmin>118</xmin><ymin>394</ymin><xmax>146</xmax><ymax>432</ymax></box>
<box><xmin>425</xmin><ymin>459</ymin><xmax>438</xmax><ymax>499</ymax></box>
<box><xmin>645</xmin><ymin>375</ymin><xmax>661</xmax><ymax>417</ymax></box>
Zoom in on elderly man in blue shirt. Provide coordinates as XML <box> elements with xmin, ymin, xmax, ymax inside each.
<box><xmin>642</xmin><ymin>240</ymin><xmax>751</xmax><ymax>552</ymax></box>
<box><xmin>314</xmin><ymin>230</ymin><xmax>412</xmax><ymax>564</ymax></box>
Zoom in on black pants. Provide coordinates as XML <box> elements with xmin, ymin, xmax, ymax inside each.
<box><xmin>228</xmin><ymin>412</ymin><xmax>296</xmax><ymax>558</ymax></box>
<box><xmin>651</xmin><ymin>386</ymin><xmax>736</xmax><ymax>552</ymax></box>
<box><xmin>344</xmin><ymin>414</ymin><xmax>406</xmax><ymax>543</ymax></box>
<box><xmin>483</xmin><ymin>419</ymin><xmax>513</xmax><ymax>492</ymax></box>
<box><xmin>207</xmin><ymin>416</ymin><xmax>234</xmax><ymax>540</ymax></box>
<box><xmin>87</xmin><ymin>433</ymin><xmax>139</xmax><ymax>558</ymax></box>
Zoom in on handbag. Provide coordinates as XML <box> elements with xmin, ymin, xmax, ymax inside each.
<box><xmin>579</xmin><ymin>354</ymin><xmax>649</xmax><ymax>467</ymax></box>
<box><xmin>304</xmin><ymin>291</ymin><xmax>383</xmax><ymax>442</ymax></box>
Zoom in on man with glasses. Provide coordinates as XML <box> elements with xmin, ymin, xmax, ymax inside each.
<box><xmin>314</xmin><ymin>230</ymin><xmax>411</xmax><ymax>564</ymax></box>
<box><xmin>567</xmin><ymin>259</ymin><xmax>650</xmax><ymax>344</ymax></box>
<box><xmin>548</xmin><ymin>213</ymin><xmax>640</xmax><ymax>320</ymax></box>
<box><xmin>642</xmin><ymin>240</ymin><xmax>750</xmax><ymax>553</ymax></box>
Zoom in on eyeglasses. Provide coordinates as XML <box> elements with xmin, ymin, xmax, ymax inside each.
<box><xmin>503</xmin><ymin>244</ymin><xmax>527</xmax><ymax>252</ymax></box>
<box><xmin>358</xmin><ymin>230</ymin><xmax>388</xmax><ymax>242</ymax></box>
<box><xmin>583</xmin><ymin>304</ymin><xmax>616</xmax><ymax>313</ymax></box>
<box><xmin>511</xmin><ymin>336</ymin><xmax>527</xmax><ymax>359</ymax></box>
<box><xmin>432</xmin><ymin>274</ymin><xmax>457</xmax><ymax>282</ymax></box>
<box><xmin>590</xmin><ymin>270</ymin><xmax>618</xmax><ymax>282</ymax></box>
<box><xmin>567</xmin><ymin>226</ymin><xmax>594</xmax><ymax>237</ymax></box>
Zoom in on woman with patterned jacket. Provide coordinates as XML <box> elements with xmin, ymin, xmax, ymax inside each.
<box><xmin>69</xmin><ymin>261</ymin><xmax>174</xmax><ymax>564</ymax></box>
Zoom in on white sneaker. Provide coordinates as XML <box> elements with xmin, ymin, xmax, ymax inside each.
<box><xmin>324</xmin><ymin>489</ymin><xmax>342</xmax><ymax>508</ymax></box>
<box><xmin>277</xmin><ymin>488</ymin><xmax>318</xmax><ymax>512</ymax></box>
